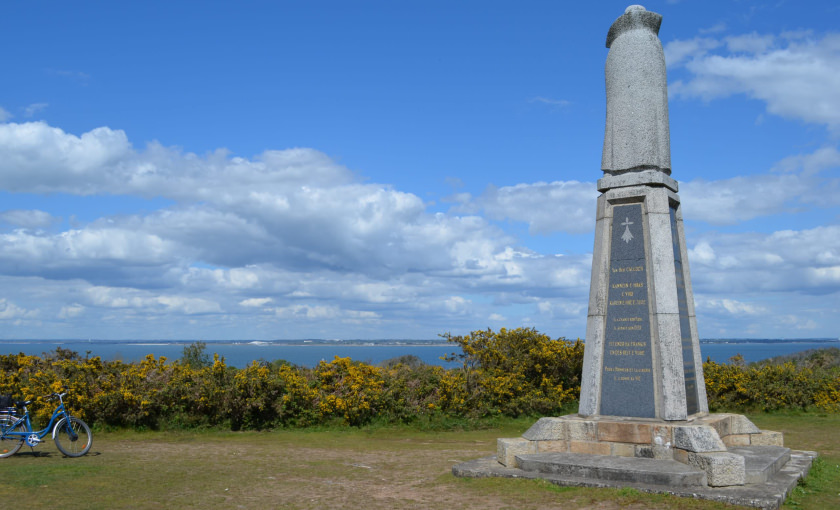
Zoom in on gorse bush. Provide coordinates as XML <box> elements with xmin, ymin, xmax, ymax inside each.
<box><xmin>1</xmin><ymin>329</ymin><xmax>837</xmax><ymax>430</ymax></box>
<box><xmin>703</xmin><ymin>355</ymin><xmax>840</xmax><ymax>413</ymax></box>
<box><xmin>442</xmin><ymin>328</ymin><xmax>584</xmax><ymax>417</ymax></box>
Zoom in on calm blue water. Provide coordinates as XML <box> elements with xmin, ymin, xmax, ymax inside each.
<box><xmin>0</xmin><ymin>341</ymin><xmax>461</xmax><ymax>368</ymax></box>
<box><xmin>1</xmin><ymin>340</ymin><xmax>838</xmax><ymax>369</ymax></box>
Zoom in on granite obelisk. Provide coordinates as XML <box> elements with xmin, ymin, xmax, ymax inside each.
<box><xmin>578</xmin><ymin>5</ymin><xmax>708</xmax><ymax>421</ymax></box>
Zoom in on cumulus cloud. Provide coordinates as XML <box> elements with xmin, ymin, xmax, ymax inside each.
<box><xmin>0</xmin><ymin>116</ymin><xmax>835</xmax><ymax>339</ymax></box>
<box><xmin>0</xmin><ymin>209</ymin><xmax>59</xmax><ymax>229</ymax></box>
<box><xmin>666</xmin><ymin>32</ymin><xmax>840</xmax><ymax>131</ymax></box>
<box><xmin>689</xmin><ymin>225</ymin><xmax>840</xmax><ymax>295</ymax></box>
<box><xmin>696</xmin><ymin>298</ymin><xmax>766</xmax><ymax>316</ymax></box>
<box><xmin>0</xmin><ymin>121</ymin><xmax>596</xmax><ymax>337</ymax></box>
<box><xmin>452</xmin><ymin>181</ymin><xmax>597</xmax><ymax>235</ymax></box>
<box><xmin>665</xmin><ymin>37</ymin><xmax>722</xmax><ymax>68</ymax></box>
<box><xmin>681</xmin><ymin>174</ymin><xmax>809</xmax><ymax>224</ymax></box>
<box><xmin>239</xmin><ymin>297</ymin><xmax>273</xmax><ymax>308</ymax></box>
<box><xmin>0</xmin><ymin>298</ymin><xmax>35</xmax><ymax>320</ymax></box>
<box><xmin>681</xmin><ymin>144</ymin><xmax>840</xmax><ymax>224</ymax></box>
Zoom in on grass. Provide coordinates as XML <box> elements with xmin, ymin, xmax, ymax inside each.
<box><xmin>746</xmin><ymin>411</ymin><xmax>840</xmax><ymax>509</ymax></box>
<box><xmin>0</xmin><ymin>413</ymin><xmax>837</xmax><ymax>509</ymax></box>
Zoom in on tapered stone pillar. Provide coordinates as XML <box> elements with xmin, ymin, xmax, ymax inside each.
<box><xmin>578</xmin><ymin>5</ymin><xmax>708</xmax><ymax>421</ymax></box>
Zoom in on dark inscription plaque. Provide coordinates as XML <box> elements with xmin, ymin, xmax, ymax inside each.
<box><xmin>600</xmin><ymin>203</ymin><xmax>655</xmax><ymax>417</ymax></box>
<box><xmin>670</xmin><ymin>206</ymin><xmax>699</xmax><ymax>414</ymax></box>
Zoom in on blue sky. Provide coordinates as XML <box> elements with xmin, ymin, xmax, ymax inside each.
<box><xmin>1</xmin><ymin>0</ymin><xmax>838</xmax><ymax>340</ymax></box>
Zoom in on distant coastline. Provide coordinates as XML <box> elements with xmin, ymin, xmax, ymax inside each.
<box><xmin>1</xmin><ymin>337</ymin><xmax>837</xmax><ymax>346</ymax></box>
<box><xmin>2</xmin><ymin>338</ymin><xmax>838</xmax><ymax>368</ymax></box>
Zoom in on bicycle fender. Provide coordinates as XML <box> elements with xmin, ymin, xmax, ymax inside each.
<box><xmin>52</xmin><ymin>417</ymin><xmax>67</xmax><ymax>440</ymax></box>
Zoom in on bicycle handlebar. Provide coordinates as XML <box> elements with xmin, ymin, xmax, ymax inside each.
<box><xmin>44</xmin><ymin>389</ymin><xmax>69</xmax><ymax>401</ymax></box>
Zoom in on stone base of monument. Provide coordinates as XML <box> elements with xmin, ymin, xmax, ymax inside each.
<box><xmin>452</xmin><ymin>414</ymin><xmax>817</xmax><ymax>509</ymax></box>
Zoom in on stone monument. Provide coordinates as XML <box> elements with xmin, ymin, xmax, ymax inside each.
<box><xmin>453</xmin><ymin>7</ymin><xmax>816</xmax><ymax>508</ymax></box>
<box><xmin>579</xmin><ymin>2</ymin><xmax>705</xmax><ymax>422</ymax></box>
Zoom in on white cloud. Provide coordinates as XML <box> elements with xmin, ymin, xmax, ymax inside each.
<box><xmin>681</xmin><ymin>174</ymin><xmax>809</xmax><ymax>224</ymax></box>
<box><xmin>689</xmin><ymin>225</ymin><xmax>840</xmax><ymax>295</ymax></box>
<box><xmin>0</xmin><ymin>209</ymin><xmax>59</xmax><ymax>229</ymax></box>
<box><xmin>772</xmin><ymin>146</ymin><xmax>840</xmax><ymax>176</ymax></box>
<box><xmin>83</xmin><ymin>286</ymin><xmax>220</xmax><ymax>315</ymax></box>
<box><xmin>725</xmin><ymin>33</ymin><xmax>775</xmax><ymax>54</ymax></box>
<box><xmin>239</xmin><ymin>297</ymin><xmax>273</xmax><ymax>308</ymax></box>
<box><xmin>664</xmin><ymin>37</ymin><xmax>722</xmax><ymax>68</ymax></box>
<box><xmin>697</xmin><ymin>298</ymin><xmax>766</xmax><ymax>316</ymax></box>
<box><xmin>0</xmin><ymin>298</ymin><xmax>36</xmax><ymax>320</ymax></box>
<box><xmin>681</xmin><ymin>144</ymin><xmax>839</xmax><ymax>224</ymax></box>
<box><xmin>667</xmin><ymin>32</ymin><xmax>840</xmax><ymax>131</ymax></box>
<box><xmin>58</xmin><ymin>304</ymin><xmax>85</xmax><ymax>319</ymax></box>
<box><xmin>0</xmin><ymin>107</ymin><xmax>12</xmax><ymax>122</ymax></box>
<box><xmin>273</xmin><ymin>304</ymin><xmax>379</xmax><ymax>322</ymax></box>
<box><xmin>699</xmin><ymin>23</ymin><xmax>727</xmax><ymax>35</ymax></box>
<box><xmin>453</xmin><ymin>181</ymin><xmax>597</xmax><ymax>235</ymax></box>
<box><xmin>24</xmin><ymin>103</ymin><xmax>48</xmax><ymax>118</ymax></box>
<box><xmin>444</xmin><ymin>296</ymin><xmax>471</xmax><ymax>315</ymax></box>
<box><xmin>0</xmin><ymin>112</ymin><xmax>834</xmax><ymax>339</ymax></box>
<box><xmin>0</xmin><ymin>121</ymin><xmax>600</xmax><ymax>337</ymax></box>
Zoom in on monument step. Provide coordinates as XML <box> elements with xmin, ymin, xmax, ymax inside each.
<box><xmin>515</xmin><ymin>452</ymin><xmax>707</xmax><ymax>487</ymax></box>
<box><xmin>729</xmin><ymin>446</ymin><xmax>791</xmax><ymax>484</ymax></box>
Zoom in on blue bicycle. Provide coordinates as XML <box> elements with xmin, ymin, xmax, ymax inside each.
<box><xmin>0</xmin><ymin>389</ymin><xmax>92</xmax><ymax>458</ymax></box>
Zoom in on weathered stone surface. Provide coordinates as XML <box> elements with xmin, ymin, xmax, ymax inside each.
<box><xmin>635</xmin><ymin>444</ymin><xmax>674</xmax><ymax>460</ymax></box>
<box><xmin>567</xmin><ymin>419</ymin><xmax>598</xmax><ymax>441</ymax></box>
<box><xmin>569</xmin><ymin>440</ymin><xmax>611</xmax><ymax>456</ymax></box>
<box><xmin>752</xmin><ymin>430</ymin><xmax>784</xmax><ymax>446</ymax></box>
<box><xmin>673</xmin><ymin>426</ymin><xmax>726</xmax><ymax>452</ymax></box>
<box><xmin>602</xmin><ymin>5</ymin><xmax>670</xmax><ymax>174</ymax></box>
<box><xmin>729</xmin><ymin>446</ymin><xmax>791</xmax><ymax>484</ymax></box>
<box><xmin>522</xmin><ymin>417</ymin><xmax>567</xmax><ymax>441</ymax></box>
<box><xmin>611</xmin><ymin>442</ymin><xmax>636</xmax><ymax>457</ymax></box>
<box><xmin>516</xmin><ymin>452</ymin><xmax>706</xmax><ymax>487</ymax></box>
<box><xmin>652</xmin><ymin>424</ymin><xmax>672</xmax><ymax>446</ymax></box>
<box><xmin>723</xmin><ymin>434</ymin><xmax>751</xmax><ymax>447</ymax></box>
<box><xmin>497</xmin><ymin>438</ymin><xmax>535</xmax><ymax>468</ymax></box>
<box><xmin>707</xmin><ymin>414</ymin><xmax>732</xmax><ymax>437</ymax></box>
<box><xmin>688</xmin><ymin>452</ymin><xmax>746</xmax><ymax>487</ymax></box>
<box><xmin>653</xmin><ymin>312</ymin><xmax>688</xmax><ymax>421</ymax></box>
<box><xmin>673</xmin><ymin>448</ymin><xmax>689</xmax><ymax>464</ymax></box>
<box><xmin>598</xmin><ymin>421</ymin><xmax>652</xmax><ymax>444</ymax></box>
<box><xmin>597</xmin><ymin>169</ymin><xmax>678</xmax><ymax>192</ymax></box>
<box><xmin>730</xmin><ymin>414</ymin><xmax>761</xmax><ymax>434</ymax></box>
<box><xmin>536</xmin><ymin>440</ymin><xmax>568</xmax><ymax>453</ymax></box>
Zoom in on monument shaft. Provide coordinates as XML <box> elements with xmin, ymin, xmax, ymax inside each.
<box><xmin>580</xmin><ymin>5</ymin><xmax>707</xmax><ymax>421</ymax></box>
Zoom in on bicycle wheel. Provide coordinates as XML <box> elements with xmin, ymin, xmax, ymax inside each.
<box><xmin>0</xmin><ymin>418</ymin><xmax>25</xmax><ymax>458</ymax></box>
<box><xmin>53</xmin><ymin>416</ymin><xmax>92</xmax><ymax>457</ymax></box>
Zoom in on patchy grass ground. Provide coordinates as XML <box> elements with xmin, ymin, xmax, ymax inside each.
<box><xmin>1</xmin><ymin>413</ymin><xmax>838</xmax><ymax>509</ymax></box>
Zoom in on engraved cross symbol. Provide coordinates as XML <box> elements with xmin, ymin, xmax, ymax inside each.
<box><xmin>621</xmin><ymin>217</ymin><xmax>634</xmax><ymax>243</ymax></box>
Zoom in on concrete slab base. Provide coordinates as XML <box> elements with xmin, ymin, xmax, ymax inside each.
<box><xmin>452</xmin><ymin>449</ymin><xmax>817</xmax><ymax>510</ymax></box>
<box><xmin>517</xmin><ymin>452</ymin><xmax>708</xmax><ymax>487</ymax></box>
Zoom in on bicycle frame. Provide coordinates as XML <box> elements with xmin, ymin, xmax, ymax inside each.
<box><xmin>2</xmin><ymin>398</ymin><xmax>72</xmax><ymax>443</ymax></box>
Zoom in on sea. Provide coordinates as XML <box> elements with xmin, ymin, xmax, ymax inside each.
<box><xmin>1</xmin><ymin>338</ymin><xmax>838</xmax><ymax>369</ymax></box>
